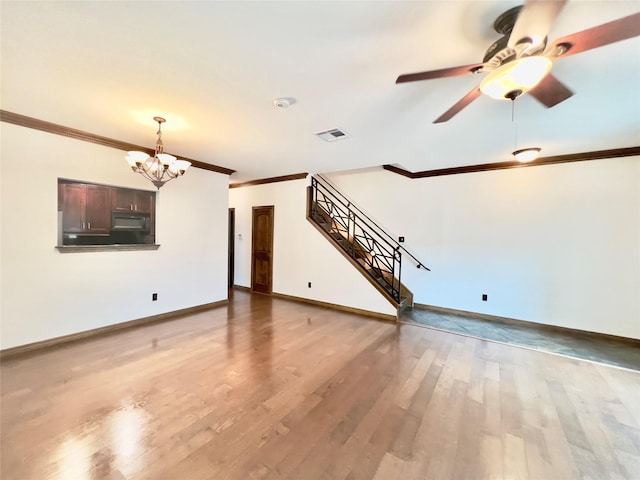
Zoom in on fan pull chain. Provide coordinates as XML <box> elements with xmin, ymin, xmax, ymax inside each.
<box><xmin>511</xmin><ymin>99</ymin><xmax>518</xmax><ymax>152</ymax></box>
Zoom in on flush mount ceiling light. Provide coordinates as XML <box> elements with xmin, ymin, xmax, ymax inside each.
<box><xmin>480</xmin><ymin>56</ymin><xmax>553</xmax><ymax>100</ymax></box>
<box><xmin>513</xmin><ymin>147</ymin><xmax>541</xmax><ymax>162</ymax></box>
<box><xmin>125</xmin><ymin>117</ymin><xmax>191</xmax><ymax>189</ymax></box>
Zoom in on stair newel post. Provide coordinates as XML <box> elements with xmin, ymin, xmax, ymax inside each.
<box><xmin>311</xmin><ymin>177</ymin><xmax>320</xmax><ymax>215</ymax></box>
<box><xmin>313</xmin><ymin>178</ymin><xmax>317</xmax><ymax>217</ymax></box>
<box><xmin>395</xmin><ymin>247</ymin><xmax>402</xmax><ymax>304</ymax></box>
<box><xmin>311</xmin><ymin>177</ymin><xmax>317</xmax><ymax>218</ymax></box>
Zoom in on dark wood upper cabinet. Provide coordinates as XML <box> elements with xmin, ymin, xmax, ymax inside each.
<box><xmin>60</xmin><ymin>183</ymin><xmax>111</xmax><ymax>234</ymax></box>
<box><xmin>60</xmin><ymin>183</ymin><xmax>86</xmax><ymax>233</ymax></box>
<box><xmin>86</xmin><ymin>185</ymin><xmax>111</xmax><ymax>233</ymax></box>
<box><xmin>112</xmin><ymin>188</ymin><xmax>135</xmax><ymax>212</ymax></box>
<box><xmin>112</xmin><ymin>188</ymin><xmax>154</xmax><ymax>213</ymax></box>
<box><xmin>58</xmin><ymin>179</ymin><xmax>156</xmax><ymax>245</ymax></box>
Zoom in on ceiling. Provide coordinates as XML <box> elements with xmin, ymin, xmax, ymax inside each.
<box><xmin>2</xmin><ymin>1</ymin><xmax>639</xmax><ymax>183</ymax></box>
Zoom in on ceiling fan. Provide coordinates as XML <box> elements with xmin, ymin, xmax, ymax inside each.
<box><xmin>396</xmin><ymin>0</ymin><xmax>640</xmax><ymax>123</ymax></box>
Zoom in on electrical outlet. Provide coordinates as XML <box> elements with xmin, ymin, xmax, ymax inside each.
<box><xmin>308</xmin><ymin>282</ymin><xmax>312</xmax><ymax>288</ymax></box>
<box><xmin>152</xmin><ymin>293</ymin><xmax>158</xmax><ymax>301</ymax></box>
<box><xmin>482</xmin><ymin>294</ymin><xmax>488</xmax><ymax>301</ymax></box>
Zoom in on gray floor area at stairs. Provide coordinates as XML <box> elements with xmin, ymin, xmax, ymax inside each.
<box><xmin>401</xmin><ymin>308</ymin><xmax>640</xmax><ymax>371</ymax></box>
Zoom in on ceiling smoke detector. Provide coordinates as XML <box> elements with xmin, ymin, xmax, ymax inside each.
<box><xmin>315</xmin><ymin>128</ymin><xmax>349</xmax><ymax>142</ymax></box>
<box><xmin>273</xmin><ymin>98</ymin><xmax>291</xmax><ymax>108</ymax></box>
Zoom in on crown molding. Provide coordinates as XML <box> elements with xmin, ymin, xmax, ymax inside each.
<box><xmin>229</xmin><ymin>172</ymin><xmax>308</xmax><ymax>188</ymax></box>
<box><xmin>0</xmin><ymin>110</ymin><xmax>235</xmax><ymax>175</ymax></box>
<box><xmin>383</xmin><ymin>146</ymin><xmax>640</xmax><ymax>179</ymax></box>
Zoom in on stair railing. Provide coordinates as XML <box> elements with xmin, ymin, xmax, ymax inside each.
<box><xmin>316</xmin><ymin>174</ymin><xmax>430</xmax><ymax>271</ymax></box>
<box><xmin>310</xmin><ymin>175</ymin><xmax>427</xmax><ymax>304</ymax></box>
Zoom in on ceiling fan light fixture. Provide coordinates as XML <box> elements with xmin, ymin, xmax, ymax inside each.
<box><xmin>512</xmin><ymin>147</ymin><xmax>541</xmax><ymax>162</ymax></box>
<box><xmin>480</xmin><ymin>56</ymin><xmax>552</xmax><ymax>100</ymax></box>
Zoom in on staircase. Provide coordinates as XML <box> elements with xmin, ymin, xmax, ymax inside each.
<box><xmin>306</xmin><ymin>175</ymin><xmax>429</xmax><ymax>318</ymax></box>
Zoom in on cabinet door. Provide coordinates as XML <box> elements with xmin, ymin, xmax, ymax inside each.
<box><xmin>61</xmin><ymin>183</ymin><xmax>86</xmax><ymax>232</ymax></box>
<box><xmin>112</xmin><ymin>188</ymin><xmax>136</xmax><ymax>212</ymax></box>
<box><xmin>86</xmin><ymin>185</ymin><xmax>111</xmax><ymax>233</ymax></box>
<box><xmin>133</xmin><ymin>190</ymin><xmax>154</xmax><ymax>213</ymax></box>
<box><xmin>112</xmin><ymin>188</ymin><xmax>153</xmax><ymax>212</ymax></box>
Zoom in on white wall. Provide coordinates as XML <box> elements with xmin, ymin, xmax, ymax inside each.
<box><xmin>0</xmin><ymin>122</ymin><xmax>229</xmax><ymax>349</ymax></box>
<box><xmin>326</xmin><ymin>158</ymin><xmax>640</xmax><ymax>339</ymax></box>
<box><xmin>229</xmin><ymin>179</ymin><xmax>396</xmax><ymax>318</ymax></box>
<box><xmin>4</xmin><ymin>122</ymin><xmax>635</xmax><ymax>345</ymax></box>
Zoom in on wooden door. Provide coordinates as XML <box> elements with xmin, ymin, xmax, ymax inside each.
<box><xmin>251</xmin><ymin>206</ymin><xmax>274</xmax><ymax>294</ymax></box>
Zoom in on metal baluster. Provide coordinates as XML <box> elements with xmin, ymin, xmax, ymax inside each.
<box><xmin>349</xmin><ymin>211</ymin><xmax>355</xmax><ymax>256</ymax></box>
<box><xmin>309</xmin><ymin>175</ymin><xmax>426</xmax><ymax>305</ymax></box>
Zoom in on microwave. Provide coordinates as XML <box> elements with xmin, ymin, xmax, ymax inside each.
<box><xmin>111</xmin><ymin>212</ymin><xmax>150</xmax><ymax>231</ymax></box>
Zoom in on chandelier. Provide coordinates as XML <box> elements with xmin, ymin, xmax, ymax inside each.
<box><xmin>125</xmin><ymin>116</ymin><xmax>191</xmax><ymax>189</ymax></box>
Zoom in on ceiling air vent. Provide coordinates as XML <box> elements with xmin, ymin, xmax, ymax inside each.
<box><xmin>315</xmin><ymin>128</ymin><xmax>349</xmax><ymax>142</ymax></box>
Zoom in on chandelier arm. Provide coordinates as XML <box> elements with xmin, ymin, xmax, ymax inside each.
<box><xmin>137</xmin><ymin>168</ymin><xmax>178</xmax><ymax>189</ymax></box>
<box><xmin>133</xmin><ymin>160</ymin><xmax>187</xmax><ymax>181</ymax></box>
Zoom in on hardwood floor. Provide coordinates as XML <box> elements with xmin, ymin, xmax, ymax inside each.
<box><xmin>2</xmin><ymin>290</ymin><xmax>639</xmax><ymax>479</ymax></box>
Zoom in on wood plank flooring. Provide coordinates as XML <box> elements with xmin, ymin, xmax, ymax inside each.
<box><xmin>1</xmin><ymin>290</ymin><xmax>639</xmax><ymax>479</ymax></box>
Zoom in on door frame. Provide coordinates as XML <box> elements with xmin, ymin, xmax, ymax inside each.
<box><xmin>228</xmin><ymin>208</ymin><xmax>235</xmax><ymax>291</ymax></box>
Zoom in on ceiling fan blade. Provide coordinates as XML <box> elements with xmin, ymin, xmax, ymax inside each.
<box><xmin>508</xmin><ymin>0</ymin><xmax>568</xmax><ymax>48</ymax></box>
<box><xmin>547</xmin><ymin>12</ymin><xmax>640</xmax><ymax>59</ymax></box>
<box><xmin>396</xmin><ymin>64</ymin><xmax>484</xmax><ymax>84</ymax></box>
<box><xmin>433</xmin><ymin>86</ymin><xmax>482</xmax><ymax>123</ymax></box>
<box><xmin>529</xmin><ymin>74</ymin><xmax>573</xmax><ymax>107</ymax></box>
